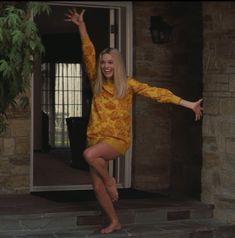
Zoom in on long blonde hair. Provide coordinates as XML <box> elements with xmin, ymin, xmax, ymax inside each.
<box><xmin>94</xmin><ymin>48</ymin><xmax>128</xmax><ymax>98</ymax></box>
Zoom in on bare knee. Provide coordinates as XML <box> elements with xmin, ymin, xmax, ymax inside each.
<box><xmin>83</xmin><ymin>148</ymin><xmax>106</xmax><ymax>167</ymax></box>
<box><xmin>83</xmin><ymin>148</ymin><xmax>103</xmax><ymax>166</ymax></box>
<box><xmin>83</xmin><ymin>148</ymin><xmax>94</xmax><ymax>165</ymax></box>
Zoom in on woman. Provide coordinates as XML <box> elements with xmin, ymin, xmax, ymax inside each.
<box><xmin>65</xmin><ymin>9</ymin><xmax>203</xmax><ymax>234</ymax></box>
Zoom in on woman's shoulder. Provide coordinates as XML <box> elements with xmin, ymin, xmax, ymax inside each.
<box><xmin>127</xmin><ymin>76</ymin><xmax>139</xmax><ymax>86</ymax></box>
<box><xmin>127</xmin><ymin>76</ymin><xmax>135</xmax><ymax>83</ymax></box>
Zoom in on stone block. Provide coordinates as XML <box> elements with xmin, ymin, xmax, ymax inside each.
<box><xmin>226</xmin><ymin>62</ymin><xmax>235</xmax><ymax>73</ymax></box>
<box><xmin>204</xmin><ymin>74</ymin><xmax>229</xmax><ymax>92</ymax></box>
<box><xmin>203</xmin><ymin>137</ymin><xmax>218</xmax><ymax>153</ymax></box>
<box><xmin>219</xmin><ymin>99</ymin><xmax>235</xmax><ymax>115</ymax></box>
<box><xmin>11</xmin><ymin>165</ymin><xmax>29</xmax><ymax>176</ymax></box>
<box><xmin>10</xmin><ymin>119</ymin><xmax>30</xmax><ymax>137</ymax></box>
<box><xmin>203</xmin><ymin>98</ymin><xmax>219</xmax><ymax>115</ymax></box>
<box><xmin>201</xmin><ymin>167</ymin><xmax>220</xmax><ymax>195</ymax></box>
<box><xmin>0</xmin><ymin>138</ymin><xmax>3</xmax><ymax>153</ymax></box>
<box><xmin>203</xmin><ymin>116</ymin><xmax>217</xmax><ymax>137</ymax></box>
<box><xmin>0</xmin><ymin>159</ymin><xmax>11</xmax><ymax>174</ymax></box>
<box><xmin>229</xmin><ymin>75</ymin><xmax>235</xmax><ymax>92</ymax></box>
<box><xmin>202</xmin><ymin>152</ymin><xmax>219</xmax><ymax>169</ymax></box>
<box><xmin>220</xmin><ymin>121</ymin><xmax>235</xmax><ymax>137</ymax></box>
<box><xmin>214</xmin><ymin>225</ymin><xmax>235</xmax><ymax>238</ymax></box>
<box><xmin>225</xmin><ymin>137</ymin><xmax>235</xmax><ymax>154</ymax></box>
<box><xmin>3</xmin><ymin>138</ymin><xmax>15</xmax><ymax>156</ymax></box>
<box><xmin>15</xmin><ymin>137</ymin><xmax>30</xmax><ymax>155</ymax></box>
<box><xmin>211</xmin><ymin>91</ymin><xmax>231</xmax><ymax>97</ymax></box>
<box><xmin>7</xmin><ymin>175</ymin><xmax>29</xmax><ymax>190</ymax></box>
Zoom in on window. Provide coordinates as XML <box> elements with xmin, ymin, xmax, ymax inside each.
<box><xmin>42</xmin><ymin>63</ymin><xmax>82</xmax><ymax>148</ymax></box>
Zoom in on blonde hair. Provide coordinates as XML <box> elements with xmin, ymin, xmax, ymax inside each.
<box><xmin>94</xmin><ymin>48</ymin><xmax>128</xmax><ymax>98</ymax></box>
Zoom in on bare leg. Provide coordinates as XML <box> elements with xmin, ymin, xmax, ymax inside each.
<box><xmin>83</xmin><ymin>143</ymin><xmax>119</xmax><ymax>201</ymax></box>
<box><xmin>90</xmin><ymin>156</ymin><xmax>118</xmax><ymax>202</ymax></box>
<box><xmin>83</xmin><ymin>143</ymin><xmax>121</xmax><ymax>234</ymax></box>
<box><xmin>90</xmin><ymin>166</ymin><xmax>121</xmax><ymax>234</ymax></box>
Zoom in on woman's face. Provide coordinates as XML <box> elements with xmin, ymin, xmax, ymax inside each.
<box><xmin>100</xmin><ymin>53</ymin><xmax>114</xmax><ymax>80</ymax></box>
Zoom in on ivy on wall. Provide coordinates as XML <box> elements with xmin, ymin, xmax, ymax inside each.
<box><xmin>0</xmin><ymin>2</ymin><xmax>50</xmax><ymax>134</ymax></box>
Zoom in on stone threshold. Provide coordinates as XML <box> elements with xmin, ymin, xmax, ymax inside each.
<box><xmin>0</xmin><ymin>197</ymin><xmax>214</xmax><ymax>233</ymax></box>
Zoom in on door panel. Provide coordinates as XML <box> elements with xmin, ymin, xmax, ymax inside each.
<box><xmin>31</xmin><ymin>2</ymin><xmax>133</xmax><ymax>191</ymax></box>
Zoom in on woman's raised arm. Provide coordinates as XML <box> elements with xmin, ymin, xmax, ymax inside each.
<box><xmin>65</xmin><ymin>9</ymin><xmax>97</xmax><ymax>81</ymax></box>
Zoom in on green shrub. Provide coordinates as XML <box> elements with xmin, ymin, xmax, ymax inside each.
<box><xmin>0</xmin><ymin>1</ymin><xmax>50</xmax><ymax>134</ymax></box>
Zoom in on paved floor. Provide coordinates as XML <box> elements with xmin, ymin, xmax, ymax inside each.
<box><xmin>2</xmin><ymin>191</ymin><xmax>232</xmax><ymax>238</ymax></box>
<box><xmin>2</xmin><ymin>219</ymin><xmax>234</xmax><ymax>238</ymax></box>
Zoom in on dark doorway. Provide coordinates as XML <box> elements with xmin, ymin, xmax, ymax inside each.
<box><xmin>33</xmin><ymin>4</ymin><xmax>109</xmax><ymax>188</ymax></box>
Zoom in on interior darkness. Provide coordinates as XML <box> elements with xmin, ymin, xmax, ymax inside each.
<box><xmin>35</xmin><ymin>5</ymin><xmax>109</xmax><ymax>62</ymax></box>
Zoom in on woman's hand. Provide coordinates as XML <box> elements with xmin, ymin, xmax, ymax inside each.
<box><xmin>192</xmin><ymin>98</ymin><xmax>203</xmax><ymax>121</ymax></box>
<box><xmin>179</xmin><ymin>98</ymin><xmax>203</xmax><ymax>121</ymax></box>
<box><xmin>64</xmin><ymin>8</ymin><xmax>85</xmax><ymax>27</ymax></box>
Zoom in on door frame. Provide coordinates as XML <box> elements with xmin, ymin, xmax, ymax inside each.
<box><xmin>30</xmin><ymin>1</ymin><xmax>133</xmax><ymax>192</ymax></box>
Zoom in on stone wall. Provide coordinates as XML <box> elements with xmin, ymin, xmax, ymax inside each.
<box><xmin>0</xmin><ymin>105</ymin><xmax>30</xmax><ymax>194</ymax></box>
<box><xmin>202</xmin><ymin>1</ymin><xmax>235</xmax><ymax>223</ymax></box>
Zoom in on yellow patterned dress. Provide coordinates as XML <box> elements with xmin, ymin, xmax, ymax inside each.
<box><xmin>81</xmin><ymin>36</ymin><xmax>181</xmax><ymax>155</ymax></box>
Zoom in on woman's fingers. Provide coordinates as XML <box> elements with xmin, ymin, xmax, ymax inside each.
<box><xmin>194</xmin><ymin>98</ymin><xmax>203</xmax><ymax>121</ymax></box>
<box><xmin>65</xmin><ymin>9</ymin><xmax>85</xmax><ymax>22</ymax></box>
<box><xmin>80</xmin><ymin>9</ymin><xmax>86</xmax><ymax>17</ymax></box>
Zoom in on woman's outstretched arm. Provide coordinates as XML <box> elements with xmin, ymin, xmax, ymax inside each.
<box><xmin>128</xmin><ymin>78</ymin><xmax>203</xmax><ymax>121</ymax></box>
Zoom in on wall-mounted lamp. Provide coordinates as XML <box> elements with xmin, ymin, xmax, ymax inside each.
<box><xmin>150</xmin><ymin>16</ymin><xmax>172</xmax><ymax>44</ymax></box>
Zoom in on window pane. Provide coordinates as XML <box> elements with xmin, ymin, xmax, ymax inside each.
<box><xmin>42</xmin><ymin>63</ymin><xmax>83</xmax><ymax>148</ymax></box>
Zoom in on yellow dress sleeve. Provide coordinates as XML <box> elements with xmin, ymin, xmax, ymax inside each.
<box><xmin>128</xmin><ymin>77</ymin><xmax>181</xmax><ymax>104</ymax></box>
<box><xmin>81</xmin><ymin>36</ymin><xmax>97</xmax><ymax>81</ymax></box>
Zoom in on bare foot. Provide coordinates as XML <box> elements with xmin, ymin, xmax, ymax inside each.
<box><xmin>100</xmin><ymin>221</ymin><xmax>121</xmax><ymax>234</ymax></box>
<box><xmin>105</xmin><ymin>177</ymin><xmax>119</xmax><ymax>202</ymax></box>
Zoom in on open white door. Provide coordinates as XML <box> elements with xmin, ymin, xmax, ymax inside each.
<box><xmin>31</xmin><ymin>1</ymin><xmax>133</xmax><ymax>192</ymax></box>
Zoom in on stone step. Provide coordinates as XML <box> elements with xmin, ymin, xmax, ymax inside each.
<box><xmin>78</xmin><ymin>201</ymin><xmax>214</xmax><ymax>227</ymax></box>
<box><xmin>0</xmin><ymin>218</ymin><xmax>235</xmax><ymax>238</ymax></box>
<box><xmin>0</xmin><ymin>198</ymin><xmax>214</xmax><ymax>233</ymax></box>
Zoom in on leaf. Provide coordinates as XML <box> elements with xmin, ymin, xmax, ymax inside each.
<box><xmin>19</xmin><ymin>95</ymin><xmax>29</xmax><ymax>109</ymax></box>
<box><xmin>23</xmin><ymin>20</ymin><xmax>37</xmax><ymax>37</ymax></box>
<box><xmin>11</xmin><ymin>29</ymin><xmax>23</xmax><ymax>45</ymax></box>
<box><xmin>0</xmin><ymin>60</ymin><xmax>9</xmax><ymax>73</ymax></box>
<box><xmin>29</xmin><ymin>40</ymin><xmax>36</xmax><ymax>51</ymax></box>
<box><xmin>28</xmin><ymin>2</ymin><xmax>51</xmax><ymax>17</ymax></box>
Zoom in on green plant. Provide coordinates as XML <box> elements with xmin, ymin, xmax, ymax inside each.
<box><xmin>0</xmin><ymin>1</ymin><xmax>50</xmax><ymax>134</ymax></box>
